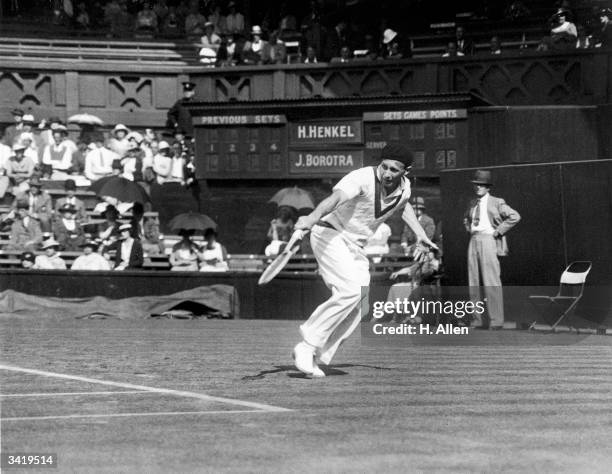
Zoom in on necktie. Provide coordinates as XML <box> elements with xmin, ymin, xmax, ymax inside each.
<box><xmin>472</xmin><ymin>200</ymin><xmax>480</xmax><ymax>226</ymax></box>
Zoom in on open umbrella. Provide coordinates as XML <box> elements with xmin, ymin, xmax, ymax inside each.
<box><xmin>68</xmin><ymin>113</ymin><xmax>104</xmax><ymax>126</ymax></box>
<box><xmin>90</xmin><ymin>176</ymin><xmax>150</xmax><ymax>204</ymax></box>
<box><xmin>269</xmin><ymin>186</ymin><xmax>315</xmax><ymax>210</ymax></box>
<box><xmin>169</xmin><ymin>212</ymin><xmax>217</xmax><ymax>232</ymax></box>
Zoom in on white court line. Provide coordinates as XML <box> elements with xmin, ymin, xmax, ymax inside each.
<box><xmin>0</xmin><ymin>364</ymin><xmax>291</xmax><ymax>412</ymax></box>
<box><xmin>1</xmin><ymin>391</ymin><xmax>146</xmax><ymax>398</ymax></box>
<box><xmin>2</xmin><ymin>410</ymin><xmax>264</xmax><ymax>422</ymax></box>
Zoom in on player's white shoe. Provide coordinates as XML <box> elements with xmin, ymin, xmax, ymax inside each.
<box><xmin>293</xmin><ymin>342</ymin><xmax>315</xmax><ymax>376</ymax></box>
<box><xmin>311</xmin><ymin>364</ymin><xmax>326</xmax><ymax>378</ymax></box>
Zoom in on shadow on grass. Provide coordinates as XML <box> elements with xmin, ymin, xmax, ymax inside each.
<box><xmin>241</xmin><ymin>363</ymin><xmax>396</xmax><ymax>381</ymax></box>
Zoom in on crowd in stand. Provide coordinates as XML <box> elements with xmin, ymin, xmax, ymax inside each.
<box><xmin>2</xmin><ymin>1</ymin><xmax>611</xmax><ymax>64</ymax></box>
<box><xmin>0</xmin><ymin>106</ymin><xmax>230</xmax><ymax>272</ymax></box>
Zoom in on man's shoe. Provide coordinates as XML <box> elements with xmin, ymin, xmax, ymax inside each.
<box><xmin>312</xmin><ymin>364</ymin><xmax>326</xmax><ymax>378</ymax></box>
<box><xmin>292</xmin><ymin>342</ymin><xmax>315</xmax><ymax>375</ymax></box>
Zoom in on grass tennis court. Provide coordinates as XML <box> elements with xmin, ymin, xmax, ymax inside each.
<box><xmin>1</xmin><ymin>319</ymin><xmax>611</xmax><ymax>473</ymax></box>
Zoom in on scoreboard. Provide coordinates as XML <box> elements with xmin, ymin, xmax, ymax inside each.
<box><xmin>193</xmin><ymin>109</ymin><xmax>467</xmax><ymax>179</ymax></box>
<box><xmin>363</xmin><ymin>109</ymin><xmax>468</xmax><ymax>174</ymax></box>
<box><xmin>194</xmin><ymin>114</ymin><xmax>287</xmax><ymax>179</ymax></box>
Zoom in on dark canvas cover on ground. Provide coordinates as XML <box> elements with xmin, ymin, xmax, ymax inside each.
<box><xmin>0</xmin><ymin>285</ymin><xmax>238</xmax><ymax>320</ymax></box>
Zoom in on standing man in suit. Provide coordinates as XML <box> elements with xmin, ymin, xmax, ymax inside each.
<box><xmin>463</xmin><ymin>170</ymin><xmax>520</xmax><ymax>329</ymax></box>
<box><xmin>167</xmin><ymin>81</ymin><xmax>196</xmax><ymax>138</ymax></box>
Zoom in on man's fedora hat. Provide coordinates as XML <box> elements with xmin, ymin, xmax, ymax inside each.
<box><xmin>470</xmin><ymin>169</ymin><xmax>492</xmax><ymax>186</ymax></box>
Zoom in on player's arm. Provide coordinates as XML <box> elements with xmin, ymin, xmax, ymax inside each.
<box><xmin>402</xmin><ymin>203</ymin><xmax>438</xmax><ymax>250</ymax></box>
<box><xmin>295</xmin><ymin>189</ymin><xmax>348</xmax><ymax>230</ymax></box>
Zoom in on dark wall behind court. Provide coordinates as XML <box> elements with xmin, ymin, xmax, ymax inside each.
<box><xmin>440</xmin><ymin>160</ymin><xmax>612</xmax><ymax>287</ymax></box>
<box><xmin>468</xmin><ymin>106</ymin><xmax>601</xmax><ymax>166</ymax></box>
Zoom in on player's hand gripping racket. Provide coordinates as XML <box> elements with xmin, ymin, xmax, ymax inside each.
<box><xmin>258</xmin><ymin>229</ymin><xmax>308</xmax><ymax>285</ymax></box>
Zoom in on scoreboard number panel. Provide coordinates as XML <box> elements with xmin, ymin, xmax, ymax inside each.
<box><xmin>363</xmin><ymin>108</ymin><xmax>467</xmax><ymax>176</ymax></box>
<box><xmin>194</xmin><ymin>114</ymin><xmax>288</xmax><ymax>179</ymax></box>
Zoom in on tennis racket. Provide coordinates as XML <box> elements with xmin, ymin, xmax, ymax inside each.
<box><xmin>258</xmin><ymin>229</ymin><xmax>308</xmax><ymax>285</ymax></box>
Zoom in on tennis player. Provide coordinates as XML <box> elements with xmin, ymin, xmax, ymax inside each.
<box><xmin>293</xmin><ymin>143</ymin><xmax>438</xmax><ymax>377</ymax></box>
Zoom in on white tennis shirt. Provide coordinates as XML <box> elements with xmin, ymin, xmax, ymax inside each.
<box><xmin>322</xmin><ymin>166</ymin><xmax>412</xmax><ymax>247</ymax></box>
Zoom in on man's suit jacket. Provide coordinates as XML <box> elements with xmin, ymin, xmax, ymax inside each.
<box><xmin>109</xmin><ymin>238</ymin><xmax>144</xmax><ymax>269</ymax></box>
<box><xmin>55</xmin><ymin>197</ymin><xmax>87</xmax><ymax>222</ymax></box>
<box><xmin>463</xmin><ymin>194</ymin><xmax>520</xmax><ymax>256</ymax></box>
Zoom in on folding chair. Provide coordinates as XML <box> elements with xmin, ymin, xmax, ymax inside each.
<box><xmin>528</xmin><ymin>261</ymin><xmax>592</xmax><ymax>330</ymax></box>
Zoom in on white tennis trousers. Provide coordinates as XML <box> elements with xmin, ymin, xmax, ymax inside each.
<box><xmin>300</xmin><ymin>225</ymin><xmax>370</xmax><ymax>365</ymax></box>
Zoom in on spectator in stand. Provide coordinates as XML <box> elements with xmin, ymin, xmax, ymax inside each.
<box><xmin>207</xmin><ymin>1</ymin><xmax>226</xmax><ymax>35</ymax></box>
<box><xmin>14</xmin><ymin>177</ymin><xmax>53</xmax><ymax>232</ymax></box>
<box><xmin>55</xmin><ymin>179</ymin><xmax>87</xmax><ymax>223</ymax></box>
<box><xmin>19</xmin><ymin>132</ymin><xmax>39</xmax><ymax>166</ymax></box>
<box><xmin>85</xmin><ymin>134</ymin><xmax>117</xmax><ymax>182</ymax></box>
<box><xmin>199</xmin><ymin>228</ymin><xmax>228</xmax><ymax>272</ymax></box>
<box><xmin>265</xmin><ymin>205</ymin><xmax>295</xmax><ymax>257</ymax></box>
<box><xmin>6</xmin><ymin>144</ymin><xmax>36</xmax><ymax>194</ymax></box>
<box><xmin>243</xmin><ymin>25</ymin><xmax>270</xmax><ymax>65</ymax></box>
<box><xmin>401</xmin><ymin>197</ymin><xmax>435</xmax><ymax>251</ymax></box>
<box><xmin>301</xmin><ymin>0</ymin><xmax>324</xmax><ymax>59</ymax></box>
<box><xmin>443</xmin><ymin>41</ymin><xmax>464</xmax><ymax>57</ymax></box>
<box><xmin>382</xmin><ymin>28</ymin><xmax>404</xmax><ymax>59</ymax></box>
<box><xmin>108</xmin><ymin>124</ymin><xmax>131</xmax><ymax>157</ymax></box>
<box><xmin>71</xmin><ymin>239</ymin><xmax>111</xmax><ymax>271</ymax></box>
<box><xmin>592</xmin><ymin>8</ymin><xmax>612</xmax><ymax>48</ymax></box>
<box><xmin>121</xmin><ymin>143</ymin><xmax>145</xmax><ymax>180</ymax></box>
<box><xmin>170</xmin><ymin>229</ymin><xmax>201</xmax><ymax>271</ymax></box>
<box><xmin>97</xmin><ymin>204</ymin><xmax>121</xmax><ymax>244</ymax></box>
<box><xmin>184</xmin><ymin>0</ymin><xmax>206</xmax><ymax>38</ymax></box>
<box><xmin>136</xmin><ymin>2</ymin><xmax>158</xmax><ymax>35</ymax></box>
<box><xmin>75</xmin><ymin>2</ymin><xmax>90</xmax><ymax>29</ymax></box>
<box><xmin>20</xmin><ymin>251</ymin><xmax>36</xmax><ymax>269</ymax></box>
<box><xmin>199</xmin><ymin>20</ymin><xmax>222</xmax><ymax>64</ymax></box>
<box><xmin>7</xmin><ymin>199</ymin><xmax>43</xmax><ymax>252</ymax></box>
<box><xmin>33</xmin><ymin>239</ymin><xmax>67</xmax><ymax>270</ymax></box>
<box><xmin>303</xmin><ymin>45</ymin><xmax>319</xmax><ymax>63</ymax></box>
<box><xmin>545</xmin><ymin>8</ymin><xmax>577</xmax><ymax>51</ymax></box>
<box><xmin>152</xmin><ymin>140</ymin><xmax>173</xmax><ymax>184</ymax></box>
<box><xmin>455</xmin><ymin>26</ymin><xmax>475</xmax><ymax>56</ymax></box>
<box><xmin>15</xmin><ymin>114</ymin><xmax>35</xmax><ymax>147</ymax></box>
<box><xmin>53</xmin><ymin>203</ymin><xmax>86</xmax><ymax>251</ymax></box>
<box><xmin>130</xmin><ymin>202</ymin><xmax>164</xmax><ymax>256</ymax></box>
<box><xmin>331</xmin><ymin>45</ymin><xmax>352</xmax><ymax>63</ymax></box>
<box><xmin>161</xmin><ymin>6</ymin><xmax>182</xmax><ymax>37</ymax></box>
<box><xmin>489</xmin><ymin>36</ymin><xmax>502</xmax><ymax>55</ymax></box>
<box><xmin>37</xmin><ymin>116</ymin><xmax>63</xmax><ymax>154</ymax></box>
<box><xmin>216</xmin><ymin>33</ymin><xmax>243</xmax><ymax>66</ymax></box>
<box><xmin>107</xmin><ymin>222</ymin><xmax>144</xmax><ymax>270</ymax></box>
<box><xmin>225</xmin><ymin>1</ymin><xmax>245</xmax><ymax>36</ymax></box>
<box><xmin>41</xmin><ymin>125</ymin><xmax>77</xmax><ymax>179</ymax></box>
<box><xmin>323</xmin><ymin>18</ymin><xmax>348</xmax><ymax>61</ymax></box>
<box><xmin>2</xmin><ymin>108</ymin><xmax>25</xmax><ymax>146</ymax></box>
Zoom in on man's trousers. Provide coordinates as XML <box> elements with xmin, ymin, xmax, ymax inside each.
<box><xmin>467</xmin><ymin>233</ymin><xmax>504</xmax><ymax>327</ymax></box>
<box><xmin>300</xmin><ymin>225</ymin><xmax>370</xmax><ymax>365</ymax></box>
